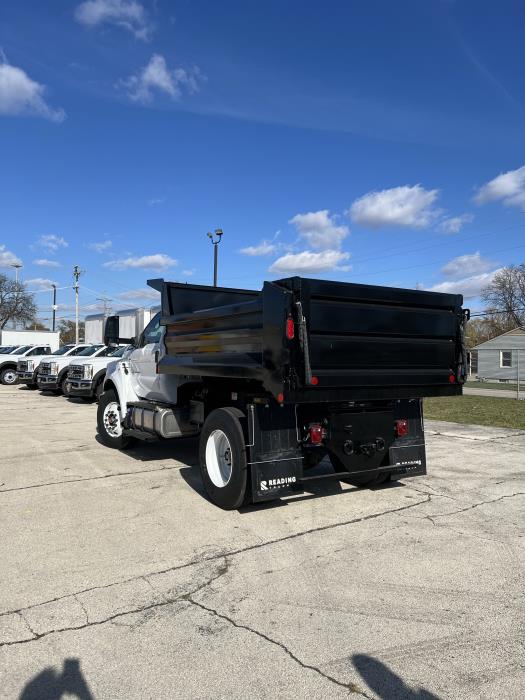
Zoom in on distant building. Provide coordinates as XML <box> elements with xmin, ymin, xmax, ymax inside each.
<box><xmin>471</xmin><ymin>327</ymin><xmax>525</xmax><ymax>381</ymax></box>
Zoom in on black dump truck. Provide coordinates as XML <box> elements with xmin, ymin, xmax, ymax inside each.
<box><xmin>98</xmin><ymin>276</ymin><xmax>468</xmax><ymax>509</ymax></box>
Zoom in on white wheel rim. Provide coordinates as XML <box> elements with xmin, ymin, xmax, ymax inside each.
<box><xmin>205</xmin><ymin>430</ymin><xmax>233</xmax><ymax>488</ymax></box>
<box><xmin>3</xmin><ymin>370</ymin><xmax>16</xmax><ymax>384</ymax></box>
<box><xmin>103</xmin><ymin>402</ymin><xmax>123</xmax><ymax>438</ymax></box>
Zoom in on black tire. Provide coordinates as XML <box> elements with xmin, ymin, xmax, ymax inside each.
<box><xmin>0</xmin><ymin>367</ymin><xmax>18</xmax><ymax>385</ymax></box>
<box><xmin>27</xmin><ymin>382</ymin><xmax>38</xmax><ymax>390</ymax></box>
<box><xmin>94</xmin><ymin>378</ymin><xmax>105</xmax><ymax>401</ymax></box>
<box><xmin>199</xmin><ymin>407</ymin><xmax>249</xmax><ymax>510</ymax></box>
<box><xmin>60</xmin><ymin>374</ymin><xmax>70</xmax><ymax>397</ymax></box>
<box><xmin>97</xmin><ymin>389</ymin><xmax>134</xmax><ymax>450</ymax></box>
<box><xmin>329</xmin><ymin>453</ymin><xmax>389</xmax><ymax>488</ymax></box>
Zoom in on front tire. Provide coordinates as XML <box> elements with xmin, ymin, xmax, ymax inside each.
<box><xmin>199</xmin><ymin>407</ymin><xmax>249</xmax><ymax>510</ymax></box>
<box><xmin>97</xmin><ymin>389</ymin><xmax>134</xmax><ymax>449</ymax></box>
<box><xmin>0</xmin><ymin>368</ymin><xmax>17</xmax><ymax>385</ymax></box>
<box><xmin>60</xmin><ymin>374</ymin><xmax>70</xmax><ymax>397</ymax></box>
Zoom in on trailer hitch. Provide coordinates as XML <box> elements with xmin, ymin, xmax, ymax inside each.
<box><xmin>343</xmin><ymin>438</ymin><xmax>385</xmax><ymax>456</ymax></box>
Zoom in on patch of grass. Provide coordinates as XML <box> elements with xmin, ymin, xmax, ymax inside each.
<box><xmin>465</xmin><ymin>381</ymin><xmax>518</xmax><ymax>391</ymax></box>
<box><xmin>424</xmin><ymin>395</ymin><xmax>525</xmax><ymax>430</ymax></box>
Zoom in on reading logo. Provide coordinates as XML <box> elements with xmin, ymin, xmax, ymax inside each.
<box><xmin>260</xmin><ymin>476</ymin><xmax>297</xmax><ymax>490</ymax></box>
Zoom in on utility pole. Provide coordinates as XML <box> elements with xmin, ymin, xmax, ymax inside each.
<box><xmin>52</xmin><ymin>284</ymin><xmax>57</xmax><ymax>332</ymax></box>
<box><xmin>207</xmin><ymin>228</ymin><xmax>223</xmax><ymax>287</ymax></box>
<box><xmin>73</xmin><ymin>265</ymin><xmax>82</xmax><ymax>344</ymax></box>
<box><xmin>11</xmin><ymin>263</ymin><xmax>22</xmax><ymax>284</ymax></box>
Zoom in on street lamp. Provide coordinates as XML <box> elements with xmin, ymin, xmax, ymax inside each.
<box><xmin>10</xmin><ymin>263</ymin><xmax>22</xmax><ymax>284</ymax></box>
<box><xmin>207</xmin><ymin>229</ymin><xmax>223</xmax><ymax>287</ymax></box>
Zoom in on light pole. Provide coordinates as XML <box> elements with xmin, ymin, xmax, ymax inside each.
<box><xmin>207</xmin><ymin>228</ymin><xmax>223</xmax><ymax>287</ymax></box>
<box><xmin>10</xmin><ymin>263</ymin><xmax>22</xmax><ymax>284</ymax></box>
<box><xmin>52</xmin><ymin>284</ymin><xmax>57</xmax><ymax>332</ymax></box>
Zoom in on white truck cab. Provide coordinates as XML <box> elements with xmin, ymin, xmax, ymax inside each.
<box><xmin>37</xmin><ymin>344</ymin><xmax>112</xmax><ymax>395</ymax></box>
<box><xmin>102</xmin><ymin>313</ymin><xmax>183</xmax><ymax>429</ymax></box>
<box><xmin>0</xmin><ymin>345</ymin><xmax>52</xmax><ymax>385</ymax></box>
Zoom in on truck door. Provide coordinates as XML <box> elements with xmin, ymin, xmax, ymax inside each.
<box><xmin>129</xmin><ymin>313</ymin><xmax>162</xmax><ymax>399</ymax></box>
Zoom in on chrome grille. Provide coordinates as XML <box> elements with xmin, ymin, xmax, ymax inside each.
<box><xmin>69</xmin><ymin>365</ymin><xmax>84</xmax><ymax>380</ymax></box>
<box><xmin>39</xmin><ymin>362</ymin><xmax>52</xmax><ymax>376</ymax></box>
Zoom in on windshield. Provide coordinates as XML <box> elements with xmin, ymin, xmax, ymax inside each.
<box><xmin>12</xmin><ymin>345</ymin><xmax>32</xmax><ymax>354</ymax></box>
<box><xmin>75</xmin><ymin>344</ymin><xmax>105</xmax><ymax>357</ymax></box>
<box><xmin>0</xmin><ymin>346</ymin><xmax>19</xmax><ymax>354</ymax></box>
<box><xmin>108</xmin><ymin>345</ymin><xmax>130</xmax><ymax>357</ymax></box>
<box><xmin>51</xmin><ymin>345</ymin><xmax>75</xmax><ymax>356</ymax></box>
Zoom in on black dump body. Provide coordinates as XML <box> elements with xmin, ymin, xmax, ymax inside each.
<box><xmin>151</xmin><ymin>276</ymin><xmax>467</xmax><ymax>402</ymax></box>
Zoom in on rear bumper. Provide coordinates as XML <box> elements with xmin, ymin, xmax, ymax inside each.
<box><xmin>37</xmin><ymin>375</ymin><xmax>59</xmax><ymax>390</ymax></box>
<box><xmin>68</xmin><ymin>380</ymin><xmax>94</xmax><ymax>397</ymax></box>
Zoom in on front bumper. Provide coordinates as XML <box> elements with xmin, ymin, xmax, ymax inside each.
<box><xmin>37</xmin><ymin>375</ymin><xmax>59</xmax><ymax>390</ymax></box>
<box><xmin>17</xmin><ymin>371</ymin><xmax>36</xmax><ymax>383</ymax></box>
<box><xmin>68</xmin><ymin>380</ymin><xmax>94</xmax><ymax>397</ymax></box>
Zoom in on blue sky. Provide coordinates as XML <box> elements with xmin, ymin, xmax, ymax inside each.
<box><xmin>1</xmin><ymin>0</ymin><xmax>525</xmax><ymax>323</ymax></box>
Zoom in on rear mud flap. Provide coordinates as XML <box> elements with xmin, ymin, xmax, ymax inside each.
<box><xmin>388</xmin><ymin>442</ymin><xmax>426</xmax><ymax>478</ymax></box>
<box><xmin>247</xmin><ymin>403</ymin><xmax>305</xmax><ymax>503</ymax></box>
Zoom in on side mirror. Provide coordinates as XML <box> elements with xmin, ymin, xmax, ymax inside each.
<box><xmin>104</xmin><ymin>316</ymin><xmax>135</xmax><ymax>347</ymax></box>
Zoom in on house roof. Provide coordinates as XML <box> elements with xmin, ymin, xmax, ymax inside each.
<box><xmin>473</xmin><ymin>326</ymin><xmax>525</xmax><ymax>350</ymax></box>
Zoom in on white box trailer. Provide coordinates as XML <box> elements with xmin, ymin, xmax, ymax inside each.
<box><xmin>84</xmin><ymin>314</ymin><xmax>107</xmax><ymax>344</ymax></box>
<box><xmin>0</xmin><ymin>329</ymin><xmax>60</xmax><ymax>352</ymax></box>
<box><xmin>112</xmin><ymin>307</ymin><xmax>159</xmax><ymax>343</ymax></box>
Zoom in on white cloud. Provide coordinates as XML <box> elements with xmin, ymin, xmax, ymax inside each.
<box><xmin>33</xmin><ymin>258</ymin><xmax>61</xmax><ymax>267</ymax></box>
<box><xmin>0</xmin><ymin>59</ymin><xmax>65</xmax><ymax>123</ymax></box>
<box><xmin>103</xmin><ymin>253</ymin><xmax>177</xmax><ymax>271</ymax></box>
<box><xmin>289</xmin><ymin>210</ymin><xmax>349</xmax><ymax>250</ymax></box>
<box><xmin>428</xmin><ymin>269</ymin><xmax>503</xmax><ymax>299</ymax></box>
<box><xmin>0</xmin><ymin>245</ymin><xmax>22</xmax><ymax>268</ymax></box>
<box><xmin>441</xmin><ymin>252</ymin><xmax>495</xmax><ymax>279</ymax></box>
<box><xmin>270</xmin><ymin>250</ymin><xmax>351</xmax><ymax>275</ymax></box>
<box><xmin>148</xmin><ymin>197</ymin><xmax>165</xmax><ymax>206</ymax></box>
<box><xmin>474</xmin><ymin>165</ymin><xmax>525</xmax><ymax>208</ymax></box>
<box><xmin>240</xmin><ymin>241</ymin><xmax>278</xmax><ymax>256</ymax></box>
<box><xmin>118</xmin><ymin>288</ymin><xmax>160</xmax><ymax>300</ymax></box>
<box><xmin>74</xmin><ymin>0</ymin><xmax>152</xmax><ymax>40</ymax></box>
<box><xmin>349</xmin><ymin>185</ymin><xmax>439</xmax><ymax>229</ymax></box>
<box><xmin>182</xmin><ymin>269</ymin><xmax>196</xmax><ymax>276</ymax></box>
<box><xmin>88</xmin><ymin>240</ymin><xmax>112</xmax><ymax>253</ymax></box>
<box><xmin>37</xmin><ymin>234</ymin><xmax>68</xmax><ymax>252</ymax></box>
<box><xmin>439</xmin><ymin>213</ymin><xmax>474</xmax><ymax>234</ymax></box>
<box><xmin>121</xmin><ymin>54</ymin><xmax>204</xmax><ymax>104</ymax></box>
<box><xmin>25</xmin><ymin>278</ymin><xmax>56</xmax><ymax>291</ymax></box>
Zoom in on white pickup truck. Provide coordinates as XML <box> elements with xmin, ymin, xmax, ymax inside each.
<box><xmin>36</xmin><ymin>344</ymin><xmax>115</xmax><ymax>395</ymax></box>
<box><xmin>67</xmin><ymin>345</ymin><xmax>132</xmax><ymax>401</ymax></box>
<box><xmin>0</xmin><ymin>344</ymin><xmax>52</xmax><ymax>385</ymax></box>
<box><xmin>17</xmin><ymin>344</ymin><xmax>91</xmax><ymax>391</ymax></box>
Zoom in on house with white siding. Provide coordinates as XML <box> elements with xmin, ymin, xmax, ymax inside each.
<box><xmin>471</xmin><ymin>327</ymin><xmax>525</xmax><ymax>381</ymax></box>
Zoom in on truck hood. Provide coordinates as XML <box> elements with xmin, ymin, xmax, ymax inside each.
<box><xmin>68</xmin><ymin>356</ymin><xmax>118</xmax><ymax>369</ymax></box>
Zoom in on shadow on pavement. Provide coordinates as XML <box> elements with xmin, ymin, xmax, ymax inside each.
<box><xmin>19</xmin><ymin>658</ymin><xmax>94</xmax><ymax>700</ymax></box>
<box><xmin>352</xmin><ymin>654</ymin><xmax>441</xmax><ymax>699</ymax></box>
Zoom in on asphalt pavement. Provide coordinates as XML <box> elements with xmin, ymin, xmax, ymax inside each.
<box><xmin>1</xmin><ymin>384</ymin><xmax>524</xmax><ymax>699</ymax></box>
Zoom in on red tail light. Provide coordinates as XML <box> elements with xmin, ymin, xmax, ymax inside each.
<box><xmin>449</xmin><ymin>373</ymin><xmax>456</xmax><ymax>384</ymax></box>
<box><xmin>309</xmin><ymin>423</ymin><xmax>324</xmax><ymax>445</ymax></box>
<box><xmin>286</xmin><ymin>316</ymin><xmax>294</xmax><ymax>340</ymax></box>
<box><xmin>395</xmin><ymin>419</ymin><xmax>409</xmax><ymax>438</ymax></box>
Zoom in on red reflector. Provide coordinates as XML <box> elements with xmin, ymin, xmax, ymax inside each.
<box><xmin>277</xmin><ymin>392</ymin><xmax>284</xmax><ymax>404</ymax></box>
<box><xmin>310</xmin><ymin>376</ymin><xmax>319</xmax><ymax>386</ymax></box>
<box><xmin>395</xmin><ymin>419</ymin><xmax>409</xmax><ymax>437</ymax></box>
<box><xmin>309</xmin><ymin>424</ymin><xmax>323</xmax><ymax>445</ymax></box>
<box><xmin>286</xmin><ymin>317</ymin><xmax>295</xmax><ymax>340</ymax></box>
<box><xmin>449</xmin><ymin>373</ymin><xmax>456</xmax><ymax>384</ymax></box>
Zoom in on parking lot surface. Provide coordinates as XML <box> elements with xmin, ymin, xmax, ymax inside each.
<box><xmin>0</xmin><ymin>384</ymin><xmax>524</xmax><ymax>699</ymax></box>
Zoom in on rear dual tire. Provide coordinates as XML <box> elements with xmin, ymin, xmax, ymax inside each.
<box><xmin>199</xmin><ymin>407</ymin><xmax>250</xmax><ymax>510</ymax></box>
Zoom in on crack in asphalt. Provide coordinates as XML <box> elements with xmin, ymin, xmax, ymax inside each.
<box><xmin>424</xmin><ymin>491</ymin><xmax>525</xmax><ymax>521</ymax></box>
<box><xmin>428</xmin><ymin>429</ymin><xmax>525</xmax><ymax>445</ymax></box>
<box><xmin>0</xmin><ymin>495</ymin><xmax>431</xmax><ymax>623</ymax></box>
<box><xmin>187</xmin><ymin>596</ymin><xmax>372</xmax><ymax>697</ymax></box>
<box><xmin>0</xmin><ymin>463</ymin><xmax>188</xmax><ymax>494</ymax></box>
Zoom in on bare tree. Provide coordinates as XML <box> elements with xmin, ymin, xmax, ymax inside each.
<box><xmin>0</xmin><ymin>273</ymin><xmax>37</xmax><ymax>329</ymax></box>
<box><xmin>58</xmin><ymin>319</ymin><xmax>85</xmax><ymax>344</ymax></box>
<box><xmin>481</xmin><ymin>264</ymin><xmax>525</xmax><ymax>330</ymax></box>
